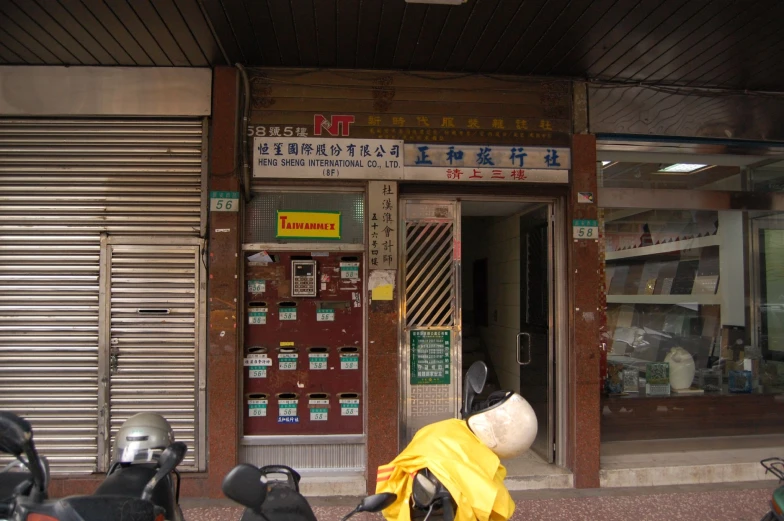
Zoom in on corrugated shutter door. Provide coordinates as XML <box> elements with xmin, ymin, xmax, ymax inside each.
<box><xmin>106</xmin><ymin>240</ymin><xmax>202</xmax><ymax>470</ymax></box>
<box><xmin>0</xmin><ymin>118</ymin><xmax>203</xmax><ymax>473</ymax></box>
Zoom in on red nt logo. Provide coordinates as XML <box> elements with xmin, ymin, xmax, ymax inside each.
<box><xmin>313</xmin><ymin>114</ymin><xmax>354</xmax><ymax>136</ymax></box>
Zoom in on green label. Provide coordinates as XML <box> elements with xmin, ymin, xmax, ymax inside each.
<box><xmin>310</xmin><ymin>408</ymin><xmax>328</xmax><ymax>421</ymax></box>
<box><xmin>248</xmin><ymin>280</ymin><xmax>266</xmax><ymax>293</ymax></box>
<box><xmin>316</xmin><ymin>309</ymin><xmax>335</xmax><ymax>322</ymax></box>
<box><xmin>279</xmin><ymin>355</ymin><xmax>297</xmax><ymax>370</ymax></box>
<box><xmin>248</xmin><ymin>311</ymin><xmax>266</xmax><ymax>325</ymax></box>
<box><xmin>573</xmin><ymin>219</ymin><xmax>598</xmax><ymax>227</ymax></box>
<box><xmin>410</xmin><ymin>330</ymin><xmax>451</xmax><ymax>385</ymax></box>
<box><xmin>248</xmin><ymin>400</ymin><xmax>267</xmax><ymax>417</ymax></box>
<box><xmin>248</xmin><ymin>366</ymin><xmax>267</xmax><ymax>378</ymax></box>
<box><xmin>309</xmin><ymin>354</ymin><xmax>328</xmax><ymax>370</ymax></box>
<box><xmin>340</xmin><ymin>262</ymin><xmax>360</xmax><ymax>279</ymax></box>
<box><xmin>340</xmin><ymin>399</ymin><xmax>360</xmax><ymax>416</ymax></box>
<box><xmin>210</xmin><ymin>191</ymin><xmax>240</xmax><ymax>212</ymax></box>
<box><xmin>279</xmin><ymin>401</ymin><xmax>297</xmax><ymax>416</ymax></box>
<box><xmin>279</xmin><ymin>307</ymin><xmax>297</xmax><ymax>321</ymax></box>
<box><xmin>340</xmin><ymin>354</ymin><xmax>359</xmax><ymax>370</ymax></box>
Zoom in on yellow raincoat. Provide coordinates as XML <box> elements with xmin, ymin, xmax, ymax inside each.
<box><xmin>375</xmin><ymin>419</ymin><xmax>514</xmax><ymax>521</ymax></box>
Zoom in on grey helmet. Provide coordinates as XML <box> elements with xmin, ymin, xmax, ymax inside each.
<box><xmin>113</xmin><ymin>413</ymin><xmax>174</xmax><ymax>464</ymax></box>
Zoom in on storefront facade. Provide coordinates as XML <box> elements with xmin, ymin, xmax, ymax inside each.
<box><xmin>206</xmin><ymin>67</ymin><xmax>603</xmax><ymax>495</ymax></box>
<box><xmin>0</xmin><ymin>67</ymin><xmax>212</xmax><ymax>490</ymax></box>
<box><xmin>590</xmin><ymin>84</ymin><xmax>784</xmax><ymax>486</ymax></box>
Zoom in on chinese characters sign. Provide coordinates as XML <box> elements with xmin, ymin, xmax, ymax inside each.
<box><xmin>410</xmin><ymin>330</ymin><xmax>451</xmax><ymax>385</ymax></box>
<box><xmin>404</xmin><ymin>143</ymin><xmax>569</xmax><ymax>184</ymax></box>
<box><xmin>276</xmin><ymin>210</ymin><xmax>341</xmax><ymax>240</ymax></box>
<box><xmin>404</xmin><ymin>144</ymin><xmax>570</xmax><ymax>169</ymax></box>
<box><xmin>253</xmin><ymin>137</ymin><xmax>404</xmax><ymax>180</ymax></box>
<box><xmin>368</xmin><ymin>182</ymin><xmax>397</xmax><ymax>270</ymax></box>
<box><xmin>252</xmin><ymin>137</ymin><xmax>569</xmax><ymax>184</ymax></box>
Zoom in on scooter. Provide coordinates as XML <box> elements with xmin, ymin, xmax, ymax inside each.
<box><xmin>397</xmin><ymin>362</ymin><xmax>490</xmax><ymax>521</ymax></box>
<box><xmin>0</xmin><ymin>410</ymin><xmax>186</xmax><ymax>521</ymax></box>
<box><xmin>0</xmin><ymin>455</ymin><xmax>45</xmax><ymax>519</ymax></box>
<box><xmin>93</xmin><ymin>415</ymin><xmax>185</xmax><ymax>521</ymax></box>
<box><xmin>377</xmin><ymin>361</ymin><xmax>534</xmax><ymax>521</ymax></box>
<box><xmin>221</xmin><ymin>462</ymin><xmax>396</xmax><ymax>521</ymax></box>
<box><xmin>760</xmin><ymin>457</ymin><xmax>784</xmax><ymax>521</ymax></box>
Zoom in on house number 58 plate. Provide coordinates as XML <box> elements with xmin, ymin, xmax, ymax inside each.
<box><xmin>572</xmin><ymin>219</ymin><xmax>598</xmax><ymax>239</ymax></box>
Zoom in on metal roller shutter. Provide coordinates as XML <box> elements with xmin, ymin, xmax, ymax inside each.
<box><xmin>103</xmin><ymin>238</ymin><xmax>203</xmax><ymax>471</ymax></box>
<box><xmin>0</xmin><ymin>118</ymin><xmax>204</xmax><ymax>473</ymax></box>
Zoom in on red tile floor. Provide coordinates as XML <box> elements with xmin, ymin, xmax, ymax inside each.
<box><xmin>183</xmin><ymin>481</ymin><xmax>775</xmax><ymax>521</ymax></box>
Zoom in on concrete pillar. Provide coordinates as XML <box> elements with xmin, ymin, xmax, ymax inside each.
<box><xmin>568</xmin><ymin>133</ymin><xmax>601</xmax><ymax>488</ymax></box>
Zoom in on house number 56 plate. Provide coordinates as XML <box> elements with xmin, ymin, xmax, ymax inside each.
<box><xmin>210</xmin><ymin>191</ymin><xmax>240</xmax><ymax>212</ymax></box>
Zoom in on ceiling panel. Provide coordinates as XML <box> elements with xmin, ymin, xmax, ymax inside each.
<box><xmin>0</xmin><ymin>0</ymin><xmax>783</xmax><ymax>91</ymax></box>
<box><xmin>290</xmin><ymin>0</ymin><xmax>319</xmax><ymax>66</ymax></box>
<box><xmin>266</xmin><ymin>0</ymin><xmax>301</xmax><ymax>66</ymax></box>
<box><xmin>404</xmin><ymin>5</ymin><xmax>450</xmax><ymax>70</ymax></box>
<box><xmin>372</xmin><ymin>1</ymin><xmax>407</xmax><ymax>69</ymax></box>
<box><xmin>12</xmin><ymin>0</ymin><xmax>100</xmax><ymax>65</ymax></box>
<box><xmin>103</xmin><ymin>0</ymin><xmax>172</xmax><ymax>65</ymax></box>
<box><xmin>61</xmin><ymin>0</ymin><xmax>144</xmax><ymax>65</ymax></box>
<box><xmin>152</xmin><ymin>0</ymin><xmax>211</xmax><ymax>66</ymax></box>
<box><xmin>333</xmin><ymin>0</ymin><xmax>359</xmax><ymax>68</ymax></box>
<box><xmin>218</xmin><ymin>0</ymin><xmax>265</xmax><ymax>65</ymax></box>
<box><xmin>315</xmin><ymin>0</ymin><xmax>338</xmax><ymax>67</ymax></box>
<box><xmin>391</xmin><ymin>3</ymin><xmax>429</xmax><ymax>69</ymax></box>
<box><xmin>0</xmin><ymin>3</ymin><xmax>61</xmax><ymax>64</ymax></box>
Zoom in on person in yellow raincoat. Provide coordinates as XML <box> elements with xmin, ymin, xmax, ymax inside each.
<box><xmin>375</xmin><ymin>418</ymin><xmax>515</xmax><ymax>521</ymax></box>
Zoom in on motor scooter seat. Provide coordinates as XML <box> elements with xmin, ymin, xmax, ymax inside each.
<box><xmin>94</xmin><ymin>464</ymin><xmax>176</xmax><ymax>519</ymax></box>
<box><xmin>240</xmin><ymin>482</ymin><xmax>318</xmax><ymax>521</ymax></box>
<box><xmin>54</xmin><ymin>495</ymin><xmax>160</xmax><ymax>521</ymax></box>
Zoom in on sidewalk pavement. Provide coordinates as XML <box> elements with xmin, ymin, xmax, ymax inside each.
<box><xmin>183</xmin><ymin>480</ymin><xmax>776</xmax><ymax>521</ymax></box>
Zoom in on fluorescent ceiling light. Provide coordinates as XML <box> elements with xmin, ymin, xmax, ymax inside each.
<box><xmin>601</xmin><ymin>161</ymin><xmax>612</xmax><ymax>166</ymax></box>
<box><xmin>658</xmin><ymin>163</ymin><xmax>707</xmax><ymax>173</ymax></box>
<box><xmin>405</xmin><ymin>0</ymin><xmax>466</xmax><ymax>4</ymax></box>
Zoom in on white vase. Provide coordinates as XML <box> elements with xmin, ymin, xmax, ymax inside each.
<box><xmin>664</xmin><ymin>346</ymin><xmax>696</xmax><ymax>390</ymax></box>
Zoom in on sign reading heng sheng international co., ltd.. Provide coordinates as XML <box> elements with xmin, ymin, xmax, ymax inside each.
<box><xmin>276</xmin><ymin>210</ymin><xmax>342</xmax><ymax>240</ymax></box>
<box><xmin>254</xmin><ymin>137</ymin><xmax>404</xmax><ymax>180</ymax></box>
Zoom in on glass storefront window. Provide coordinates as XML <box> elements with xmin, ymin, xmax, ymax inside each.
<box><xmin>600</xmin><ymin>179</ymin><xmax>784</xmax><ymax>443</ymax></box>
<box><xmin>599</xmin><ymin>161</ymin><xmax>745</xmax><ymax>191</ymax></box>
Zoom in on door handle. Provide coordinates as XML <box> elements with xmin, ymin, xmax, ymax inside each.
<box><xmin>517</xmin><ymin>332</ymin><xmax>532</xmax><ymax>366</ymax></box>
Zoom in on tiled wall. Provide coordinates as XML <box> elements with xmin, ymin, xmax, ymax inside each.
<box><xmin>463</xmin><ymin>215</ymin><xmax>522</xmax><ymax>393</ymax></box>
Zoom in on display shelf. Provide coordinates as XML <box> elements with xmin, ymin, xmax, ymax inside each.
<box><xmin>606</xmin><ymin>294</ymin><xmax>721</xmax><ymax>305</ymax></box>
<box><xmin>605</xmin><ymin>234</ymin><xmax>720</xmax><ymax>261</ymax></box>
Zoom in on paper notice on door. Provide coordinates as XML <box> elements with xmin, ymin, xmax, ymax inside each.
<box><xmin>369</xmin><ymin>270</ymin><xmax>395</xmax><ymax>301</ymax></box>
<box><xmin>372</xmin><ymin>284</ymin><xmax>393</xmax><ymax>301</ymax></box>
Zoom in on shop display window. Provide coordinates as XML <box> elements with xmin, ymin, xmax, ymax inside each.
<box><xmin>600</xmin><ymin>161</ymin><xmax>784</xmax><ymax>442</ymax></box>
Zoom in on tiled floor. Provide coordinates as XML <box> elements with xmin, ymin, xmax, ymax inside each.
<box><xmin>183</xmin><ymin>481</ymin><xmax>777</xmax><ymax>521</ymax></box>
<box><xmin>600</xmin><ymin>434</ymin><xmax>784</xmax><ymax>487</ymax></box>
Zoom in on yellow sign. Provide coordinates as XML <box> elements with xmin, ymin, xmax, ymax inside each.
<box><xmin>276</xmin><ymin>210</ymin><xmax>341</xmax><ymax>240</ymax></box>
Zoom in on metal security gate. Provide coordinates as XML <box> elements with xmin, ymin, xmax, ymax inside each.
<box><xmin>400</xmin><ymin>200</ymin><xmax>461</xmax><ymax>444</ymax></box>
<box><xmin>100</xmin><ymin>237</ymin><xmax>204</xmax><ymax>471</ymax></box>
<box><xmin>0</xmin><ymin>118</ymin><xmax>206</xmax><ymax>472</ymax></box>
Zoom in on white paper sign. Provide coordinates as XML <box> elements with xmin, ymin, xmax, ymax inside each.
<box><xmin>254</xmin><ymin>137</ymin><xmax>404</xmax><ymax>179</ymax></box>
<box><xmin>368</xmin><ymin>181</ymin><xmax>398</xmax><ymax>270</ymax></box>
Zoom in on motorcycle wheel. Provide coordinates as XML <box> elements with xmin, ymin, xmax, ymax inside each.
<box><xmin>761</xmin><ymin>511</ymin><xmax>776</xmax><ymax>521</ymax></box>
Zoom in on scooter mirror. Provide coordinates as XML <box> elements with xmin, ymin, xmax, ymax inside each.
<box><xmin>411</xmin><ymin>471</ymin><xmax>438</xmax><ymax>507</ymax></box>
<box><xmin>141</xmin><ymin>442</ymin><xmax>187</xmax><ymax>502</ymax></box>
<box><xmin>461</xmin><ymin>362</ymin><xmax>488</xmax><ymax>418</ymax></box>
<box><xmin>0</xmin><ymin>411</ymin><xmax>33</xmax><ymax>456</ymax></box>
<box><xmin>221</xmin><ymin>464</ymin><xmax>267</xmax><ymax>513</ymax></box>
<box><xmin>356</xmin><ymin>493</ymin><xmax>396</xmax><ymax>513</ymax></box>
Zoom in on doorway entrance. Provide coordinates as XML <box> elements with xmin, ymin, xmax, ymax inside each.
<box><xmin>400</xmin><ymin>196</ymin><xmax>566</xmax><ymax>479</ymax></box>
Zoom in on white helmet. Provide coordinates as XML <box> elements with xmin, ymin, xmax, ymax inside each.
<box><xmin>466</xmin><ymin>391</ymin><xmax>537</xmax><ymax>459</ymax></box>
<box><xmin>113</xmin><ymin>413</ymin><xmax>174</xmax><ymax>464</ymax></box>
